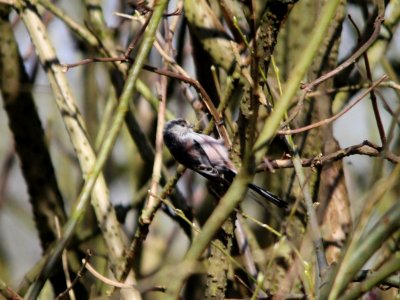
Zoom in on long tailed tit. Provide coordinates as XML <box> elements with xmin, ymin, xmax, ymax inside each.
<box><xmin>163</xmin><ymin>119</ymin><xmax>287</xmax><ymax>208</ymax></box>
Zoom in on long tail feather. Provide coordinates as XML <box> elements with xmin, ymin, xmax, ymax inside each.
<box><xmin>248</xmin><ymin>183</ymin><xmax>288</xmax><ymax>208</ymax></box>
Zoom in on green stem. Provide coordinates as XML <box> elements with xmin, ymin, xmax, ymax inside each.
<box><xmin>339</xmin><ymin>254</ymin><xmax>400</xmax><ymax>300</ymax></box>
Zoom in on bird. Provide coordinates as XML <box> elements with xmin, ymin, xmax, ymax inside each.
<box><xmin>163</xmin><ymin>118</ymin><xmax>287</xmax><ymax>208</ymax></box>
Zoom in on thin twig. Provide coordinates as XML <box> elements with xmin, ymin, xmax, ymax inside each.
<box><xmin>237</xmin><ymin>209</ymin><xmax>282</xmax><ymax>237</ymax></box>
<box><xmin>278</xmin><ymin>75</ymin><xmax>388</xmax><ymax>135</ymax></box>
<box><xmin>61</xmin><ymin>56</ymin><xmax>229</xmax><ymax>146</ymax></box>
<box><xmin>348</xmin><ymin>14</ymin><xmax>386</xmax><ymax>146</ymax></box>
<box><xmin>305</xmin><ymin>80</ymin><xmax>400</xmax><ymax>98</ymax></box>
<box><xmin>54</xmin><ymin>251</ymin><xmax>91</xmax><ymax>300</ymax></box>
<box><xmin>83</xmin><ymin>259</ymin><xmax>166</xmax><ymax>293</ymax></box>
<box><xmin>124</xmin><ymin>11</ymin><xmax>152</xmax><ymax>58</ymax></box>
<box><xmin>302</xmin><ymin>14</ymin><xmax>384</xmax><ymax>91</ymax></box>
<box><xmin>142</xmin><ymin>18</ymin><xmax>170</xmax><ymax>223</ymax></box>
<box><xmin>148</xmin><ymin>192</ymin><xmax>264</xmax><ymax>286</ymax></box>
<box><xmin>290</xmin><ymin>147</ymin><xmax>329</xmax><ymax>281</ymax></box>
<box><xmin>54</xmin><ymin>217</ymin><xmax>75</xmax><ymax>300</ymax></box>
<box><xmin>279</xmin><ymin>90</ymin><xmax>308</xmax><ymax>128</ymax></box>
<box><xmin>234</xmin><ymin>274</ymin><xmax>256</xmax><ymax>295</ymax></box>
<box><xmin>257</xmin><ymin>140</ymin><xmax>399</xmax><ymax>172</ymax></box>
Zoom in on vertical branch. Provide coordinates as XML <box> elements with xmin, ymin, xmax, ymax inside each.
<box><xmin>248</xmin><ymin>0</ymin><xmax>260</xmax><ymax>146</ymax></box>
<box><xmin>0</xmin><ymin>3</ymin><xmax>67</xmax><ymax>253</ymax></box>
<box><xmin>0</xmin><ymin>4</ymin><xmax>74</xmax><ymax>296</ymax></box>
<box><xmin>144</xmin><ymin>19</ymin><xmax>169</xmax><ymax>220</ymax></box>
<box><xmin>348</xmin><ymin>15</ymin><xmax>386</xmax><ymax>146</ymax></box>
<box><xmin>18</xmin><ymin>0</ymin><xmax>168</xmax><ymax>298</ymax></box>
<box><xmin>205</xmin><ymin>217</ymin><xmax>233</xmax><ymax>299</ymax></box>
<box><xmin>14</xmin><ymin>2</ymin><xmax>132</xmax><ymax>295</ymax></box>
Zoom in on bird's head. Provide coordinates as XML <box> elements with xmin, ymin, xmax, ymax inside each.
<box><xmin>164</xmin><ymin>118</ymin><xmax>194</xmax><ymax>138</ymax></box>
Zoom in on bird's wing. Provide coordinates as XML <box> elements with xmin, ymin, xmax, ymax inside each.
<box><xmin>189</xmin><ymin>138</ymin><xmax>221</xmax><ymax>179</ymax></box>
<box><xmin>192</xmin><ymin>134</ymin><xmax>233</xmax><ymax>168</ymax></box>
<box><xmin>190</xmin><ymin>134</ymin><xmax>236</xmax><ymax>183</ymax></box>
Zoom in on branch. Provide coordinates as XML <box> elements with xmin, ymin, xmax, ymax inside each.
<box><xmin>302</xmin><ymin>14</ymin><xmax>384</xmax><ymax>91</ymax></box>
<box><xmin>278</xmin><ymin>75</ymin><xmax>388</xmax><ymax>135</ymax></box>
<box><xmin>257</xmin><ymin>140</ymin><xmax>400</xmax><ymax>172</ymax></box>
<box><xmin>22</xmin><ymin>0</ymin><xmax>169</xmax><ymax>297</ymax></box>
<box><xmin>348</xmin><ymin>14</ymin><xmax>386</xmax><ymax>146</ymax></box>
<box><xmin>61</xmin><ymin>56</ymin><xmax>229</xmax><ymax>146</ymax></box>
<box><xmin>253</xmin><ymin>0</ymin><xmax>343</xmax><ymax>158</ymax></box>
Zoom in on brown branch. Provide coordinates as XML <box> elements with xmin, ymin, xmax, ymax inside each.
<box><xmin>302</xmin><ymin>14</ymin><xmax>384</xmax><ymax>91</ymax></box>
<box><xmin>279</xmin><ymin>90</ymin><xmax>307</xmax><ymax>128</ymax></box>
<box><xmin>219</xmin><ymin>0</ymin><xmax>246</xmax><ymax>45</ymax></box>
<box><xmin>0</xmin><ymin>279</ymin><xmax>23</xmax><ymax>300</ymax></box>
<box><xmin>124</xmin><ymin>11</ymin><xmax>152</xmax><ymax>58</ymax></box>
<box><xmin>61</xmin><ymin>57</ymin><xmax>229</xmax><ymax>145</ymax></box>
<box><xmin>305</xmin><ymin>81</ymin><xmax>400</xmax><ymax>98</ymax></box>
<box><xmin>54</xmin><ymin>251</ymin><xmax>91</xmax><ymax>300</ymax></box>
<box><xmin>285</xmin><ymin>80</ymin><xmax>397</xmax><ymax>128</ymax></box>
<box><xmin>83</xmin><ymin>257</ymin><xmax>166</xmax><ymax>293</ymax></box>
<box><xmin>256</xmin><ymin>140</ymin><xmax>400</xmax><ymax>172</ymax></box>
<box><xmin>61</xmin><ymin>57</ymin><xmax>128</xmax><ymax>70</ymax></box>
<box><xmin>376</xmin><ymin>90</ymin><xmax>400</xmax><ymax>125</ymax></box>
<box><xmin>348</xmin><ymin>14</ymin><xmax>386</xmax><ymax>146</ymax></box>
<box><xmin>278</xmin><ymin>75</ymin><xmax>388</xmax><ymax>135</ymax></box>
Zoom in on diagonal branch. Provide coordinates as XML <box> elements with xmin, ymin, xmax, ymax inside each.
<box><xmin>278</xmin><ymin>75</ymin><xmax>388</xmax><ymax>135</ymax></box>
<box><xmin>302</xmin><ymin>14</ymin><xmax>384</xmax><ymax>91</ymax></box>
